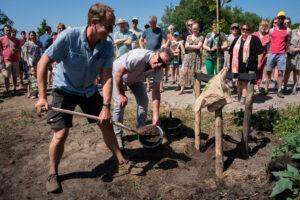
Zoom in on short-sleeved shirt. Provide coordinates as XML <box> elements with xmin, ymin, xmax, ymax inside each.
<box><xmin>142</xmin><ymin>27</ymin><xmax>166</xmax><ymax>51</ymax></box>
<box><xmin>39</xmin><ymin>33</ymin><xmax>53</xmax><ymax>51</ymax></box>
<box><xmin>0</xmin><ymin>36</ymin><xmax>21</xmax><ymax>62</ymax></box>
<box><xmin>113</xmin><ymin>49</ymin><xmax>163</xmax><ymax>85</ymax></box>
<box><xmin>45</xmin><ymin>26</ymin><xmax>114</xmax><ymax>97</ymax></box>
<box><xmin>205</xmin><ymin>32</ymin><xmax>226</xmax><ymax>60</ymax></box>
<box><xmin>114</xmin><ymin>30</ymin><xmax>134</xmax><ymax>58</ymax></box>
<box><xmin>226</xmin><ymin>34</ymin><xmax>239</xmax><ymax>50</ymax></box>
<box><xmin>22</xmin><ymin>41</ymin><xmax>43</xmax><ymax>66</ymax></box>
<box><xmin>229</xmin><ymin>35</ymin><xmax>263</xmax><ymax>72</ymax></box>
<box><xmin>287</xmin><ymin>30</ymin><xmax>300</xmax><ymax>69</ymax></box>
<box><xmin>129</xmin><ymin>28</ymin><xmax>143</xmax><ymax>49</ymax></box>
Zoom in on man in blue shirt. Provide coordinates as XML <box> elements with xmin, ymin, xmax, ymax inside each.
<box><xmin>140</xmin><ymin>16</ymin><xmax>167</xmax><ymax>92</ymax></box>
<box><xmin>35</xmin><ymin>3</ymin><xmax>142</xmax><ymax>193</ymax></box>
<box><xmin>39</xmin><ymin>26</ymin><xmax>52</xmax><ymax>51</ymax></box>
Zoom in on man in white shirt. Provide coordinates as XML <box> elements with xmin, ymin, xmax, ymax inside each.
<box><xmin>112</xmin><ymin>48</ymin><xmax>172</xmax><ymax>149</ymax></box>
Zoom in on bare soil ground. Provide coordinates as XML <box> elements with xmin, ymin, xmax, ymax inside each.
<box><xmin>0</xmin><ymin>87</ymin><xmax>283</xmax><ymax>200</ymax></box>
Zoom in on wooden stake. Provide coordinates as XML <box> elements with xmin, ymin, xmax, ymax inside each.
<box><xmin>194</xmin><ymin>79</ymin><xmax>201</xmax><ymax>150</ymax></box>
<box><xmin>215</xmin><ymin>108</ymin><xmax>224</xmax><ymax>177</ymax></box>
<box><xmin>242</xmin><ymin>81</ymin><xmax>254</xmax><ymax>159</ymax></box>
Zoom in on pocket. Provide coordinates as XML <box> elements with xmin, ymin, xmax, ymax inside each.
<box><xmin>68</xmin><ymin>51</ymin><xmax>88</xmax><ymax>71</ymax></box>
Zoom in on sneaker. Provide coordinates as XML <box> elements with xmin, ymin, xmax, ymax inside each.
<box><xmin>277</xmin><ymin>91</ymin><xmax>284</xmax><ymax>98</ymax></box>
<box><xmin>46</xmin><ymin>174</ymin><xmax>61</xmax><ymax>193</ymax></box>
<box><xmin>118</xmin><ymin>160</ymin><xmax>143</xmax><ymax>175</ymax></box>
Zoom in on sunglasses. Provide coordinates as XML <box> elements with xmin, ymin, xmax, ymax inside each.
<box><xmin>241</xmin><ymin>27</ymin><xmax>250</xmax><ymax>31</ymax></box>
<box><xmin>188</xmin><ymin>24</ymin><xmax>193</xmax><ymax>26</ymax></box>
<box><xmin>157</xmin><ymin>54</ymin><xmax>169</xmax><ymax>68</ymax></box>
<box><xmin>273</xmin><ymin>22</ymin><xmax>278</xmax><ymax>24</ymax></box>
<box><xmin>231</xmin><ymin>27</ymin><xmax>239</xmax><ymax>30</ymax></box>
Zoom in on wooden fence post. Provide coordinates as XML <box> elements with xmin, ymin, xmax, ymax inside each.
<box><xmin>194</xmin><ymin>79</ymin><xmax>201</xmax><ymax>150</ymax></box>
<box><xmin>215</xmin><ymin>108</ymin><xmax>224</xmax><ymax>177</ymax></box>
<box><xmin>242</xmin><ymin>81</ymin><xmax>254</xmax><ymax>159</ymax></box>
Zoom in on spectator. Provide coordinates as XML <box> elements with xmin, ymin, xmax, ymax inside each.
<box><xmin>253</xmin><ymin>20</ymin><xmax>270</xmax><ymax>92</ymax></box>
<box><xmin>178</xmin><ymin>23</ymin><xmax>203</xmax><ymax>95</ymax></box>
<box><xmin>0</xmin><ymin>24</ymin><xmax>21</xmax><ymax>96</ymax></box>
<box><xmin>228</xmin><ymin>24</ymin><xmax>263</xmax><ymax>104</ymax></box>
<box><xmin>139</xmin><ymin>16</ymin><xmax>167</xmax><ymax>92</ymax></box>
<box><xmin>265</xmin><ymin>11</ymin><xmax>291</xmax><ymax>98</ymax></box>
<box><xmin>129</xmin><ymin>17</ymin><xmax>143</xmax><ymax>49</ymax></box>
<box><xmin>113</xmin><ymin>18</ymin><xmax>133</xmax><ymax>58</ymax></box>
<box><xmin>19</xmin><ymin>30</ymin><xmax>28</xmax><ymax>81</ymax></box>
<box><xmin>224</xmin><ymin>23</ymin><xmax>240</xmax><ymax>69</ymax></box>
<box><xmin>182</xmin><ymin>19</ymin><xmax>195</xmax><ymax>43</ymax></box>
<box><xmin>203</xmin><ymin>20</ymin><xmax>228</xmax><ymax>76</ymax></box>
<box><xmin>283</xmin><ymin>24</ymin><xmax>300</xmax><ymax>94</ymax></box>
<box><xmin>169</xmin><ymin>31</ymin><xmax>185</xmax><ymax>84</ymax></box>
<box><xmin>39</xmin><ymin>25</ymin><xmax>53</xmax><ymax>88</ymax></box>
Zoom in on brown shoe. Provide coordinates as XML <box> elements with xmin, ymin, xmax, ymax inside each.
<box><xmin>46</xmin><ymin>174</ymin><xmax>61</xmax><ymax>193</ymax></box>
<box><xmin>118</xmin><ymin>160</ymin><xmax>143</xmax><ymax>175</ymax></box>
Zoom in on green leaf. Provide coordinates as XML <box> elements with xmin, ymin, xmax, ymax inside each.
<box><xmin>270</xmin><ymin>178</ymin><xmax>293</xmax><ymax>197</ymax></box>
<box><xmin>292</xmin><ymin>153</ymin><xmax>300</xmax><ymax>160</ymax></box>
<box><xmin>272</xmin><ymin>171</ymin><xmax>293</xmax><ymax>178</ymax></box>
<box><xmin>287</xmin><ymin>164</ymin><xmax>299</xmax><ymax>176</ymax></box>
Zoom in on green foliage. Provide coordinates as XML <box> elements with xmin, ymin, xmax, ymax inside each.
<box><xmin>291</xmin><ymin>23</ymin><xmax>300</xmax><ymax>30</ymax></box>
<box><xmin>271</xmin><ymin>130</ymin><xmax>300</xmax><ymax>160</ymax></box>
<box><xmin>273</xmin><ymin>105</ymin><xmax>300</xmax><ymax>137</ymax></box>
<box><xmin>37</xmin><ymin>19</ymin><xmax>48</xmax><ymax>38</ymax></box>
<box><xmin>161</xmin><ymin>0</ymin><xmax>262</xmax><ymax>35</ymax></box>
<box><xmin>0</xmin><ymin>9</ymin><xmax>13</xmax><ymax>27</ymax></box>
<box><xmin>233</xmin><ymin>107</ymin><xmax>280</xmax><ymax>132</ymax></box>
<box><xmin>270</xmin><ymin>164</ymin><xmax>300</xmax><ymax>198</ymax></box>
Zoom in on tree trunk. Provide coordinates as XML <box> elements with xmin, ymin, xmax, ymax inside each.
<box><xmin>242</xmin><ymin>81</ymin><xmax>254</xmax><ymax>159</ymax></box>
<box><xmin>194</xmin><ymin>79</ymin><xmax>201</xmax><ymax>150</ymax></box>
<box><xmin>215</xmin><ymin>108</ymin><xmax>224</xmax><ymax>177</ymax></box>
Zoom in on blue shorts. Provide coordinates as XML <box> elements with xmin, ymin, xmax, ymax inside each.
<box><xmin>266</xmin><ymin>53</ymin><xmax>287</xmax><ymax>71</ymax></box>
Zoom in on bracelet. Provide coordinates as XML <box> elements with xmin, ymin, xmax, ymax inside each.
<box><xmin>103</xmin><ymin>103</ymin><xmax>111</xmax><ymax>109</ymax></box>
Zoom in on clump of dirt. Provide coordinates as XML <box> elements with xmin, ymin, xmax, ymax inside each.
<box><xmin>136</xmin><ymin>124</ymin><xmax>160</xmax><ymax>136</ymax></box>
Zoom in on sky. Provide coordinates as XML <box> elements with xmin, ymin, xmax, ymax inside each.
<box><xmin>1</xmin><ymin>0</ymin><xmax>300</xmax><ymax>36</ymax></box>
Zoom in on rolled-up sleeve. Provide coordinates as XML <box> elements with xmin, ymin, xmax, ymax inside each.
<box><xmin>45</xmin><ymin>30</ymin><xmax>70</xmax><ymax>62</ymax></box>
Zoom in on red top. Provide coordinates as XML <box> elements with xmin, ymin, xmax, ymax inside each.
<box><xmin>269</xmin><ymin>27</ymin><xmax>288</xmax><ymax>54</ymax></box>
<box><xmin>0</xmin><ymin>36</ymin><xmax>21</xmax><ymax>62</ymax></box>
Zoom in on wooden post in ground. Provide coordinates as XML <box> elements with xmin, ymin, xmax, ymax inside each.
<box><xmin>215</xmin><ymin>108</ymin><xmax>224</xmax><ymax>177</ymax></box>
<box><xmin>194</xmin><ymin>79</ymin><xmax>201</xmax><ymax>150</ymax></box>
<box><xmin>242</xmin><ymin>81</ymin><xmax>254</xmax><ymax>159</ymax></box>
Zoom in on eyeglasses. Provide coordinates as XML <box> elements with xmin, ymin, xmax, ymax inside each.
<box><xmin>157</xmin><ymin>54</ymin><xmax>170</xmax><ymax>68</ymax></box>
<box><xmin>231</xmin><ymin>27</ymin><xmax>239</xmax><ymax>30</ymax></box>
<box><xmin>241</xmin><ymin>27</ymin><xmax>250</xmax><ymax>31</ymax></box>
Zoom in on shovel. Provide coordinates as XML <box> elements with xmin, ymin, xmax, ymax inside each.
<box><xmin>48</xmin><ymin>106</ymin><xmax>160</xmax><ymax>136</ymax></box>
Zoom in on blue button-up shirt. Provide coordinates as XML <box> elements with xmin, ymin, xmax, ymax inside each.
<box><xmin>45</xmin><ymin>26</ymin><xmax>113</xmax><ymax>97</ymax></box>
<box><xmin>39</xmin><ymin>33</ymin><xmax>52</xmax><ymax>51</ymax></box>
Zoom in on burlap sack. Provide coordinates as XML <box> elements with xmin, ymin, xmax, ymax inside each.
<box><xmin>194</xmin><ymin>68</ymin><xmax>232</xmax><ymax>112</ymax></box>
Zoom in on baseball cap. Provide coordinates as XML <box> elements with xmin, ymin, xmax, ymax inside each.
<box><xmin>230</xmin><ymin>23</ymin><xmax>240</xmax><ymax>29</ymax></box>
<box><xmin>277</xmin><ymin>11</ymin><xmax>286</xmax><ymax>17</ymax></box>
<box><xmin>116</xmin><ymin>18</ymin><xmax>128</xmax><ymax>25</ymax></box>
<box><xmin>173</xmin><ymin>31</ymin><xmax>180</xmax><ymax>36</ymax></box>
<box><xmin>132</xmin><ymin>17</ymin><xmax>138</xmax><ymax>22</ymax></box>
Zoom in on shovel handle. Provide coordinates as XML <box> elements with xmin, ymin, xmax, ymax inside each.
<box><xmin>50</xmin><ymin>107</ymin><xmax>137</xmax><ymax>133</ymax></box>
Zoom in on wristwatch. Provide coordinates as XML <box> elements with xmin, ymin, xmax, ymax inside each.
<box><xmin>103</xmin><ymin>103</ymin><xmax>111</xmax><ymax>109</ymax></box>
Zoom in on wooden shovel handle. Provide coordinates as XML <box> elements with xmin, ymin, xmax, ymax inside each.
<box><xmin>50</xmin><ymin>107</ymin><xmax>137</xmax><ymax>133</ymax></box>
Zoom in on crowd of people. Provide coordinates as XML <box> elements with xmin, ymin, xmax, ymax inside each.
<box><xmin>0</xmin><ymin>3</ymin><xmax>299</xmax><ymax>193</ymax></box>
<box><xmin>1</xmin><ymin>11</ymin><xmax>299</xmax><ymax>102</ymax></box>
